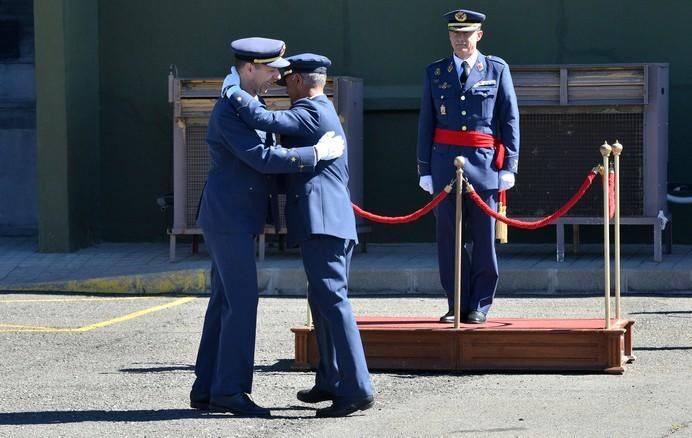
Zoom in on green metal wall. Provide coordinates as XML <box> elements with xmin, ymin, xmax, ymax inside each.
<box><xmin>37</xmin><ymin>0</ymin><xmax>692</xmax><ymax>246</ymax></box>
<box><xmin>34</xmin><ymin>0</ymin><xmax>100</xmax><ymax>251</ymax></box>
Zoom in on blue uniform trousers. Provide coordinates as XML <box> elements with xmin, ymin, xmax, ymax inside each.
<box><xmin>301</xmin><ymin>236</ymin><xmax>372</xmax><ymax>400</ymax></box>
<box><xmin>192</xmin><ymin>230</ymin><xmax>259</xmax><ymax>396</ymax></box>
<box><xmin>435</xmin><ymin>189</ymin><xmax>499</xmax><ymax>315</ymax></box>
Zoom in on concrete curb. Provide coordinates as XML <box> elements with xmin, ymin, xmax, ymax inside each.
<box><xmin>3</xmin><ymin>266</ymin><xmax>692</xmax><ymax>295</ymax></box>
<box><xmin>2</xmin><ymin>269</ymin><xmax>209</xmax><ymax>295</ymax></box>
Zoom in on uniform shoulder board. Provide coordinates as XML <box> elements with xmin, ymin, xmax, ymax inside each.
<box><xmin>427</xmin><ymin>58</ymin><xmax>447</xmax><ymax>68</ymax></box>
<box><xmin>486</xmin><ymin>55</ymin><xmax>508</xmax><ymax>65</ymax></box>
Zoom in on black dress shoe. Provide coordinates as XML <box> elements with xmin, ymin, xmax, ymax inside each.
<box><xmin>209</xmin><ymin>393</ymin><xmax>271</xmax><ymax>417</ymax></box>
<box><xmin>462</xmin><ymin>310</ymin><xmax>487</xmax><ymax>324</ymax></box>
<box><xmin>316</xmin><ymin>395</ymin><xmax>374</xmax><ymax>418</ymax></box>
<box><xmin>297</xmin><ymin>387</ymin><xmax>335</xmax><ymax>404</ymax></box>
<box><xmin>439</xmin><ymin>311</ymin><xmax>455</xmax><ymax>323</ymax></box>
<box><xmin>189</xmin><ymin>390</ymin><xmax>210</xmax><ymax>410</ymax></box>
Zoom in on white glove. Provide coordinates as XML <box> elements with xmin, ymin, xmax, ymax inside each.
<box><xmin>499</xmin><ymin>170</ymin><xmax>516</xmax><ymax>191</ymax></box>
<box><xmin>314</xmin><ymin>131</ymin><xmax>345</xmax><ymax>161</ymax></box>
<box><xmin>221</xmin><ymin>66</ymin><xmax>241</xmax><ymax>97</ymax></box>
<box><xmin>419</xmin><ymin>175</ymin><xmax>433</xmax><ymax>195</ymax></box>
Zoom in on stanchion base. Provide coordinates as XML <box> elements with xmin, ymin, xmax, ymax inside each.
<box><xmin>291</xmin><ymin>317</ymin><xmax>634</xmax><ymax>374</ymax></box>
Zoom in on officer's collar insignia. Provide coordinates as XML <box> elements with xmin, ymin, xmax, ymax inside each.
<box><xmin>447</xmin><ymin>63</ymin><xmax>454</xmax><ymax>72</ymax></box>
<box><xmin>476</xmin><ymin>62</ymin><xmax>484</xmax><ymax>72</ymax></box>
<box><xmin>455</xmin><ymin>12</ymin><xmax>467</xmax><ymax>22</ymax></box>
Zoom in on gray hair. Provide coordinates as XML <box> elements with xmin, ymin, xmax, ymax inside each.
<box><xmin>299</xmin><ymin>72</ymin><xmax>327</xmax><ymax>88</ymax></box>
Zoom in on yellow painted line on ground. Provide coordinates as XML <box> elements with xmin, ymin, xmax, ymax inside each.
<box><xmin>0</xmin><ymin>323</ymin><xmax>58</xmax><ymax>330</ymax></box>
<box><xmin>0</xmin><ymin>328</ymin><xmax>72</xmax><ymax>332</ymax></box>
<box><xmin>0</xmin><ymin>297</ymin><xmax>196</xmax><ymax>333</ymax></box>
<box><xmin>0</xmin><ymin>296</ymin><xmax>161</xmax><ymax>304</ymax></box>
<box><xmin>74</xmin><ymin>297</ymin><xmax>195</xmax><ymax>332</ymax></box>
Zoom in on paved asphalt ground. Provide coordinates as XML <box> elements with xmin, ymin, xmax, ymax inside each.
<box><xmin>0</xmin><ymin>293</ymin><xmax>690</xmax><ymax>437</ymax></box>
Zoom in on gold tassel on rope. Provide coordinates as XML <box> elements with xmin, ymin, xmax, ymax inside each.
<box><xmin>495</xmin><ymin>191</ymin><xmax>508</xmax><ymax>243</ymax></box>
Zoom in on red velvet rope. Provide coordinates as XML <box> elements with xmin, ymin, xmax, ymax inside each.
<box><xmin>352</xmin><ymin>189</ymin><xmax>449</xmax><ymax>224</ymax></box>
<box><xmin>353</xmin><ymin>168</ymin><xmax>614</xmax><ymax>227</ymax></box>
<box><xmin>468</xmin><ymin>170</ymin><xmax>599</xmax><ymax>229</ymax></box>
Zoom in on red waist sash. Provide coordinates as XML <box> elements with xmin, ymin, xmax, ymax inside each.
<box><xmin>433</xmin><ymin>128</ymin><xmax>505</xmax><ymax>170</ymax></box>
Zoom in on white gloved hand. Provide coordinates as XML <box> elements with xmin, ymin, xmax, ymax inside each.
<box><xmin>221</xmin><ymin>66</ymin><xmax>241</xmax><ymax>97</ymax></box>
<box><xmin>314</xmin><ymin>131</ymin><xmax>345</xmax><ymax>161</ymax></box>
<box><xmin>499</xmin><ymin>170</ymin><xmax>516</xmax><ymax>191</ymax></box>
<box><xmin>419</xmin><ymin>175</ymin><xmax>433</xmax><ymax>195</ymax></box>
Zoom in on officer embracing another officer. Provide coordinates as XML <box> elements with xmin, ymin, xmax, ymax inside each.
<box><xmin>191</xmin><ymin>37</ymin><xmax>374</xmax><ymax>418</ymax></box>
<box><xmin>192</xmin><ymin>37</ymin><xmax>352</xmax><ymax>418</ymax></box>
<box><xmin>222</xmin><ymin>52</ymin><xmax>375</xmax><ymax>418</ymax></box>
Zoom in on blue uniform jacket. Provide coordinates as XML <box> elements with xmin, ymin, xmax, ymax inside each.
<box><xmin>198</xmin><ymin>97</ymin><xmax>318</xmax><ymax>234</ymax></box>
<box><xmin>417</xmin><ymin>52</ymin><xmax>520</xmax><ymax>192</ymax></box>
<box><xmin>227</xmin><ymin>91</ymin><xmax>358</xmax><ymax>248</ymax></box>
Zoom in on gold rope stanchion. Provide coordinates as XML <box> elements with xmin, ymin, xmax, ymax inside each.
<box><xmin>453</xmin><ymin>156</ymin><xmax>465</xmax><ymax>329</ymax></box>
<box><xmin>306</xmin><ymin>281</ymin><xmax>313</xmax><ymax>327</ymax></box>
<box><xmin>600</xmin><ymin>142</ymin><xmax>612</xmax><ymax>329</ymax></box>
<box><xmin>495</xmin><ymin>193</ymin><xmax>508</xmax><ymax>243</ymax></box>
<box><xmin>612</xmin><ymin>140</ymin><xmax>623</xmax><ymax>320</ymax></box>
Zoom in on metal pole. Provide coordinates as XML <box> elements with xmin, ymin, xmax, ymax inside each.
<box><xmin>612</xmin><ymin>140</ymin><xmax>623</xmax><ymax>320</ymax></box>
<box><xmin>306</xmin><ymin>281</ymin><xmax>313</xmax><ymax>327</ymax></box>
<box><xmin>600</xmin><ymin>142</ymin><xmax>612</xmax><ymax>329</ymax></box>
<box><xmin>453</xmin><ymin>156</ymin><xmax>465</xmax><ymax>329</ymax></box>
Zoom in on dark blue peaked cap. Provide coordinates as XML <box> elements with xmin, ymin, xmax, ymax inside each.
<box><xmin>277</xmin><ymin>53</ymin><xmax>331</xmax><ymax>86</ymax></box>
<box><xmin>230</xmin><ymin>37</ymin><xmax>289</xmax><ymax>68</ymax></box>
<box><xmin>444</xmin><ymin>9</ymin><xmax>486</xmax><ymax>32</ymax></box>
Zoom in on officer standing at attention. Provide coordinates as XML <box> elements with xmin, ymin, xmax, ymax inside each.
<box><xmin>221</xmin><ymin>53</ymin><xmax>374</xmax><ymax>417</ymax></box>
<box><xmin>192</xmin><ymin>37</ymin><xmax>346</xmax><ymax>417</ymax></box>
<box><xmin>417</xmin><ymin>9</ymin><xmax>520</xmax><ymax>324</ymax></box>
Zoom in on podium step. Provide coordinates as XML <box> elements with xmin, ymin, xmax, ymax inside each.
<box><xmin>292</xmin><ymin>317</ymin><xmax>635</xmax><ymax>374</ymax></box>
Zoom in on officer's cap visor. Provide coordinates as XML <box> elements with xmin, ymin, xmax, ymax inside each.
<box><xmin>266</xmin><ymin>57</ymin><xmax>290</xmax><ymax>68</ymax></box>
<box><xmin>276</xmin><ymin>70</ymin><xmax>292</xmax><ymax>86</ymax></box>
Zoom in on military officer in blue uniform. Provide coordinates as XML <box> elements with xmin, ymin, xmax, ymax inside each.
<box><xmin>221</xmin><ymin>53</ymin><xmax>374</xmax><ymax>417</ymax></box>
<box><xmin>417</xmin><ymin>9</ymin><xmax>520</xmax><ymax>324</ymax></box>
<box><xmin>191</xmin><ymin>38</ymin><xmax>346</xmax><ymax>417</ymax></box>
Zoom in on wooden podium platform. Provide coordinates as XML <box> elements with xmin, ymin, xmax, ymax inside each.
<box><xmin>292</xmin><ymin>317</ymin><xmax>635</xmax><ymax>374</ymax></box>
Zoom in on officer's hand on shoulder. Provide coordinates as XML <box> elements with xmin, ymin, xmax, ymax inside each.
<box><xmin>499</xmin><ymin>170</ymin><xmax>515</xmax><ymax>191</ymax></box>
<box><xmin>221</xmin><ymin>67</ymin><xmax>241</xmax><ymax>98</ymax></box>
<box><xmin>314</xmin><ymin>131</ymin><xmax>345</xmax><ymax>161</ymax></box>
<box><xmin>419</xmin><ymin>175</ymin><xmax>434</xmax><ymax>195</ymax></box>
